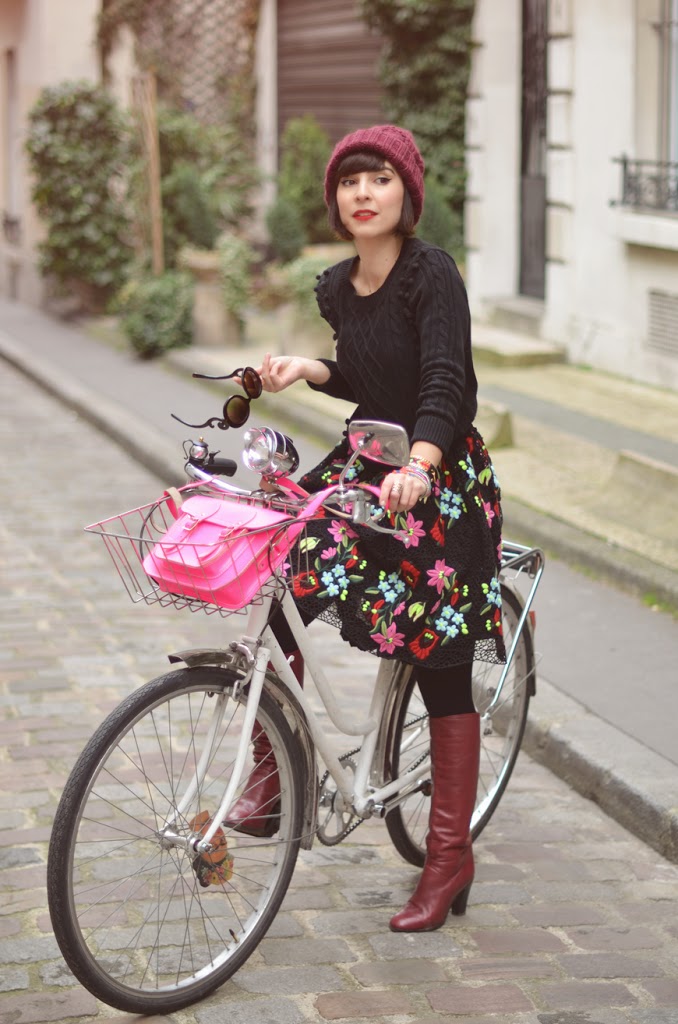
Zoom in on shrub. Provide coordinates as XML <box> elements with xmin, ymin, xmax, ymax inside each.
<box><xmin>284</xmin><ymin>254</ymin><xmax>332</xmax><ymax>323</ymax></box>
<box><xmin>217</xmin><ymin>233</ymin><xmax>256</xmax><ymax>324</ymax></box>
<box><xmin>25</xmin><ymin>80</ymin><xmax>131</xmax><ymax>298</ymax></box>
<box><xmin>161</xmin><ymin>163</ymin><xmax>219</xmax><ymax>265</ymax></box>
<box><xmin>417</xmin><ymin>177</ymin><xmax>461</xmax><ymax>256</ymax></box>
<box><xmin>117</xmin><ymin>270</ymin><xmax>193</xmax><ymax>359</ymax></box>
<box><xmin>129</xmin><ymin>105</ymin><xmax>256</xmax><ymax>269</ymax></box>
<box><xmin>278</xmin><ymin>115</ymin><xmax>333</xmax><ymax>243</ymax></box>
<box><xmin>265</xmin><ymin>196</ymin><xmax>306</xmax><ymax>264</ymax></box>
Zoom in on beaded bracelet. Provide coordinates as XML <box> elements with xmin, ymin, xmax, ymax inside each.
<box><xmin>408</xmin><ymin>455</ymin><xmax>439</xmax><ymax>483</ymax></box>
<box><xmin>399</xmin><ymin>464</ymin><xmax>432</xmax><ymax>497</ymax></box>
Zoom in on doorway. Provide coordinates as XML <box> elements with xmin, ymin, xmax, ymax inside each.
<box><xmin>519</xmin><ymin>0</ymin><xmax>548</xmax><ymax>299</ymax></box>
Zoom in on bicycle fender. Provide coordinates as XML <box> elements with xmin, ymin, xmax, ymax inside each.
<box><xmin>167</xmin><ymin>648</ymin><xmax>243</xmax><ymax>669</ymax></box>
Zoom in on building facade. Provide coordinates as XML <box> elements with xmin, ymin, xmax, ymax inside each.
<box><xmin>1</xmin><ymin>0</ymin><xmax>380</xmax><ymax>303</ymax></box>
<box><xmin>0</xmin><ymin>0</ymin><xmax>105</xmax><ymax>305</ymax></box>
<box><xmin>466</xmin><ymin>0</ymin><xmax>678</xmax><ymax>390</ymax></box>
<box><xmin>255</xmin><ymin>0</ymin><xmax>383</xmax><ymax>222</ymax></box>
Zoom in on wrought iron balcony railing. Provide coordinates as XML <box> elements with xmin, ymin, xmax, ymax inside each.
<box><xmin>612</xmin><ymin>155</ymin><xmax>678</xmax><ymax>213</ymax></box>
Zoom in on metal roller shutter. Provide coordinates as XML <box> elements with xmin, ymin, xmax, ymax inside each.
<box><xmin>277</xmin><ymin>0</ymin><xmax>384</xmax><ymax>144</ymax></box>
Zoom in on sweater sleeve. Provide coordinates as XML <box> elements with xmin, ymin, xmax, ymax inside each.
<box><xmin>307</xmin><ymin>358</ymin><xmax>356</xmax><ymax>402</ymax></box>
<box><xmin>408</xmin><ymin>248</ymin><xmax>473</xmax><ymax>453</ymax></box>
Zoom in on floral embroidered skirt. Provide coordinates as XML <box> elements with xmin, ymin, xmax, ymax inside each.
<box><xmin>290</xmin><ymin>427</ymin><xmax>506</xmax><ymax>670</ymax></box>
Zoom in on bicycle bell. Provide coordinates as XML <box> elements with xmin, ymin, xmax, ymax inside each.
<box><xmin>242</xmin><ymin>427</ymin><xmax>299</xmax><ymax>478</ymax></box>
<box><xmin>187</xmin><ymin>439</ymin><xmax>209</xmax><ymax>464</ymax></box>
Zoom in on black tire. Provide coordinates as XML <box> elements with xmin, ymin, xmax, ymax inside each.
<box><xmin>47</xmin><ymin>666</ymin><xmax>304</xmax><ymax>1015</ymax></box>
<box><xmin>385</xmin><ymin>584</ymin><xmax>534</xmax><ymax>866</ymax></box>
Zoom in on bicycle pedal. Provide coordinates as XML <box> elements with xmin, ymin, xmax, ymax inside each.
<box><xmin>192</xmin><ymin>854</ymin><xmax>234</xmax><ymax>888</ymax></box>
<box><xmin>189</xmin><ymin>810</ymin><xmax>231</xmax><ymax>862</ymax></box>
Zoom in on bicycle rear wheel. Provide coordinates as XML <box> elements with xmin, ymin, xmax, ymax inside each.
<box><xmin>385</xmin><ymin>584</ymin><xmax>534</xmax><ymax>866</ymax></box>
<box><xmin>48</xmin><ymin>666</ymin><xmax>304</xmax><ymax>1015</ymax></box>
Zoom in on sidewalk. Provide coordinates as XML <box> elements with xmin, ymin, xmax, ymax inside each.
<box><xmin>1</xmin><ymin>297</ymin><xmax>677</xmax><ymax>865</ymax></box>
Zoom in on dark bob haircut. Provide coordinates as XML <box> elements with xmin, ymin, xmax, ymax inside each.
<box><xmin>326</xmin><ymin>150</ymin><xmax>416</xmax><ymax>241</ymax></box>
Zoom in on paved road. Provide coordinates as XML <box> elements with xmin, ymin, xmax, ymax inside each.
<box><xmin>2</xmin><ymin>357</ymin><xmax>678</xmax><ymax>1023</ymax></box>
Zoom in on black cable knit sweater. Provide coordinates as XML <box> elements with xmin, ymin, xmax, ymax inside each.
<box><xmin>309</xmin><ymin>236</ymin><xmax>478</xmax><ymax>457</ymax></box>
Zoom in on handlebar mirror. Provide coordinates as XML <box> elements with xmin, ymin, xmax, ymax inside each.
<box><xmin>348</xmin><ymin>420</ymin><xmax>409</xmax><ymax>467</ymax></box>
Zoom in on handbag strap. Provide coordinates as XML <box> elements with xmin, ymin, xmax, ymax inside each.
<box><xmin>163</xmin><ymin>487</ymin><xmax>185</xmax><ymax>519</ymax></box>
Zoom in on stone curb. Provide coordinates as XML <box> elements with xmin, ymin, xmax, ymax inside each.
<box><xmin>0</xmin><ymin>329</ymin><xmax>185</xmax><ymax>488</ymax></box>
<box><xmin>1</xmin><ymin>331</ymin><xmax>677</xmax><ymax>863</ymax></box>
<box><xmin>523</xmin><ymin>678</ymin><xmax>678</xmax><ymax>864</ymax></box>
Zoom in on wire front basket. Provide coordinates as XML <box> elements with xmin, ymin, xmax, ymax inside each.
<box><xmin>85</xmin><ymin>489</ymin><xmax>311</xmax><ymax>617</ymax></box>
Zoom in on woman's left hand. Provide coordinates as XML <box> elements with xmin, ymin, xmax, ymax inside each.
<box><xmin>380</xmin><ymin>470</ymin><xmax>428</xmax><ymax>513</ymax></box>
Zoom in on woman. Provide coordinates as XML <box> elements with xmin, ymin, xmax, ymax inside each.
<box><xmin>229</xmin><ymin>124</ymin><xmax>505</xmax><ymax>933</ymax></box>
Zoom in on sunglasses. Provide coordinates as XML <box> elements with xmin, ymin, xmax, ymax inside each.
<box><xmin>171</xmin><ymin>366</ymin><xmax>263</xmax><ymax>430</ymax></box>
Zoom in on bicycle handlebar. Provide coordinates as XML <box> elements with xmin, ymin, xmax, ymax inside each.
<box><xmin>184</xmin><ymin>446</ymin><xmax>397</xmax><ymax>534</ymax></box>
<box><xmin>202</xmin><ymin>456</ymin><xmax>238</xmax><ymax>476</ymax></box>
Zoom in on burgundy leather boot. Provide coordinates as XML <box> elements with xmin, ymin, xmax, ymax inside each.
<box><xmin>389</xmin><ymin>712</ymin><xmax>480</xmax><ymax>932</ymax></box>
<box><xmin>225</xmin><ymin>651</ymin><xmax>304</xmax><ymax>837</ymax></box>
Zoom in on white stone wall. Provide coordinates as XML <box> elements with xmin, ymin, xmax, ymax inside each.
<box><xmin>465</xmin><ymin>0</ymin><xmax>678</xmax><ymax>390</ymax></box>
<box><xmin>465</xmin><ymin>0</ymin><xmax>522</xmax><ymax>312</ymax></box>
<box><xmin>0</xmin><ymin>0</ymin><xmax>101</xmax><ymax>305</ymax></box>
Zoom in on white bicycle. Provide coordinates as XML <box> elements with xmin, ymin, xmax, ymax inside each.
<box><xmin>47</xmin><ymin>414</ymin><xmax>543</xmax><ymax>1015</ymax></box>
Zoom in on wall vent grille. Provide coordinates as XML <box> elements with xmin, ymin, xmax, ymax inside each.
<box><xmin>647</xmin><ymin>289</ymin><xmax>678</xmax><ymax>357</ymax></box>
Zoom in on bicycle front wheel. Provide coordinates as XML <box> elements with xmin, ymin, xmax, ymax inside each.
<box><xmin>48</xmin><ymin>666</ymin><xmax>304</xmax><ymax>1015</ymax></box>
<box><xmin>385</xmin><ymin>584</ymin><xmax>535</xmax><ymax>866</ymax></box>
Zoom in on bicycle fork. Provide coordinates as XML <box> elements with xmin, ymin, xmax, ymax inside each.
<box><xmin>159</xmin><ymin>641</ymin><xmax>270</xmax><ymax>859</ymax></box>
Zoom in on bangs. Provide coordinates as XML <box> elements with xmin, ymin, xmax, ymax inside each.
<box><xmin>334</xmin><ymin>150</ymin><xmax>389</xmax><ymax>181</ymax></box>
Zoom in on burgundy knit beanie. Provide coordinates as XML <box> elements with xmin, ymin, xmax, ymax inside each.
<box><xmin>324</xmin><ymin>124</ymin><xmax>425</xmax><ymax>224</ymax></box>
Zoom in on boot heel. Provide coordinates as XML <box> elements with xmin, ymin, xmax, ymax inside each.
<box><xmin>451</xmin><ymin>883</ymin><xmax>471</xmax><ymax>916</ymax></box>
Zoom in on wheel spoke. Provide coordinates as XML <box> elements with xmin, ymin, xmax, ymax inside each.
<box><xmin>48</xmin><ymin>668</ymin><xmax>303</xmax><ymax>1015</ymax></box>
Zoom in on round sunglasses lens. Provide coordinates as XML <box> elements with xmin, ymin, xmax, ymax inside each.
<box><xmin>243</xmin><ymin>367</ymin><xmax>263</xmax><ymax>399</ymax></box>
<box><xmin>225</xmin><ymin>395</ymin><xmax>250</xmax><ymax>427</ymax></box>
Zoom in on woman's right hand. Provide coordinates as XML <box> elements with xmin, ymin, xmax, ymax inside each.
<box><xmin>257</xmin><ymin>353</ymin><xmax>304</xmax><ymax>393</ymax></box>
<box><xmin>257</xmin><ymin>353</ymin><xmax>330</xmax><ymax>393</ymax></box>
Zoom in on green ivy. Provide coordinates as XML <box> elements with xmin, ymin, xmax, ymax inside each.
<box><xmin>25</xmin><ymin>80</ymin><xmax>132</xmax><ymax>296</ymax></box>
<box><xmin>358</xmin><ymin>0</ymin><xmax>475</xmax><ymax>254</ymax></box>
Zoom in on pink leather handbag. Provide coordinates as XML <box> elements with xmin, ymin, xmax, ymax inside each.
<box><xmin>142</xmin><ymin>491</ymin><xmax>327</xmax><ymax>610</ymax></box>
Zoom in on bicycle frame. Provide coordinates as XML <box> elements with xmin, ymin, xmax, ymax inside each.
<box><xmin>186</xmin><ymin>586</ymin><xmax>431</xmax><ymax>855</ymax></box>
<box><xmin>180</xmin><ymin>538</ymin><xmax>543</xmax><ymax>857</ymax></box>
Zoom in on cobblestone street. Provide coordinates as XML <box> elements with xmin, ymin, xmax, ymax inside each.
<box><xmin>2</xmin><ymin>361</ymin><xmax>678</xmax><ymax>1024</ymax></box>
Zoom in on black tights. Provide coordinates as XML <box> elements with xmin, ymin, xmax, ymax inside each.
<box><xmin>415</xmin><ymin>663</ymin><xmax>476</xmax><ymax>717</ymax></box>
<box><xmin>269</xmin><ymin>601</ymin><xmax>475</xmax><ymax>719</ymax></box>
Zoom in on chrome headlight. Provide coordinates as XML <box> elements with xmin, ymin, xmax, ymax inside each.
<box><xmin>242</xmin><ymin>427</ymin><xmax>300</xmax><ymax>478</ymax></box>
